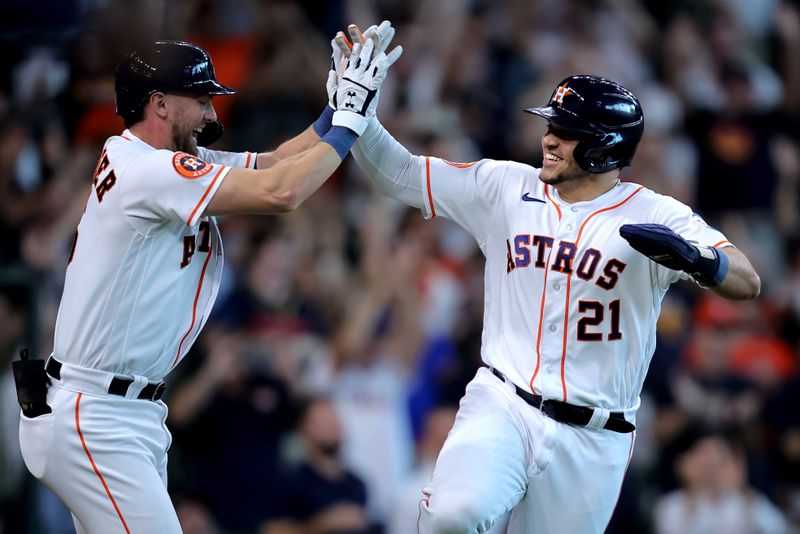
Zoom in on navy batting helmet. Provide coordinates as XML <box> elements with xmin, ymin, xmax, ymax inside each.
<box><xmin>115</xmin><ymin>40</ymin><xmax>235</xmax><ymax>126</ymax></box>
<box><xmin>525</xmin><ymin>75</ymin><xmax>644</xmax><ymax>174</ymax></box>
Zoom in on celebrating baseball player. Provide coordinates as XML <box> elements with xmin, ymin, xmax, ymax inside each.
<box><xmin>338</xmin><ymin>27</ymin><xmax>760</xmax><ymax>533</ymax></box>
<box><xmin>15</xmin><ymin>37</ymin><xmax>400</xmax><ymax>533</ymax></box>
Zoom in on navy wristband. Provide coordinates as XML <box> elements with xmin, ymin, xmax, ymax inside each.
<box><xmin>693</xmin><ymin>246</ymin><xmax>729</xmax><ymax>287</ymax></box>
<box><xmin>321</xmin><ymin>126</ymin><xmax>358</xmax><ymax>160</ymax></box>
<box><xmin>312</xmin><ymin>106</ymin><xmax>335</xmax><ymax>137</ymax></box>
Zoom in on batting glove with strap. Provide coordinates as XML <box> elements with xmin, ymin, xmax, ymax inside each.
<box><xmin>619</xmin><ymin>223</ymin><xmax>729</xmax><ymax>287</ymax></box>
<box><xmin>333</xmin><ymin>38</ymin><xmax>402</xmax><ymax>135</ymax></box>
<box><xmin>348</xmin><ymin>21</ymin><xmax>399</xmax><ymax>118</ymax></box>
<box><xmin>326</xmin><ymin>35</ymin><xmax>348</xmax><ymax>111</ymax></box>
<box><xmin>328</xmin><ymin>21</ymin><xmax>401</xmax><ymax>113</ymax></box>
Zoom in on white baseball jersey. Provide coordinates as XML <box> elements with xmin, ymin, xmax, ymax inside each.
<box><xmin>52</xmin><ymin>129</ymin><xmax>257</xmax><ymax>380</ymax></box>
<box><xmin>418</xmin><ymin>156</ymin><xmax>730</xmax><ymax>417</ymax></box>
<box><xmin>350</xmin><ymin>119</ymin><xmax>737</xmax><ymax>533</ymax></box>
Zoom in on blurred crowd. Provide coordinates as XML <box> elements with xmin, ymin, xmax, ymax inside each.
<box><xmin>1</xmin><ymin>0</ymin><xmax>800</xmax><ymax>532</ymax></box>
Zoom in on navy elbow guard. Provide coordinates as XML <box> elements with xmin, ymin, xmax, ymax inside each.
<box><xmin>691</xmin><ymin>245</ymin><xmax>729</xmax><ymax>287</ymax></box>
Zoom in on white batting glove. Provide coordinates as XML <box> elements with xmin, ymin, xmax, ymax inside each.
<box><xmin>357</xmin><ymin>20</ymin><xmax>397</xmax><ymax>59</ymax></box>
<box><xmin>332</xmin><ymin>38</ymin><xmax>402</xmax><ymax>135</ymax></box>
<box><xmin>347</xmin><ymin>21</ymin><xmax>401</xmax><ymax>117</ymax></box>
<box><xmin>326</xmin><ymin>34</ymin><xmax>349</xmax><ymax>110</ymax></box>
<box><xmin>327</xmin><ymin>21</ymin><xmax>401</xmax><ymax>116</ymax></box>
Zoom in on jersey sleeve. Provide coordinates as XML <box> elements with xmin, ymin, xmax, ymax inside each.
<box><xmin>421</xmin><ymin>157</ymin><xmax>510</xmax><ymax>244</ymax></box>
<box><xmin>198</xmin><ymin>147</ymin><xmax>258</xmax><ymax>169</ymax></box>
<box><xmin>651</xmin><ymin>195</ymin><xmax>732</xmax><ymax>286</ymax></box>
<box><xmin>120</xmin><ymin>149</ymin><xmax>231</xmax><ymax>231</ymax></box>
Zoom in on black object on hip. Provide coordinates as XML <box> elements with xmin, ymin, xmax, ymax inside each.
<box><xmin>13</xmin><ymin>349</ymin><xmax>53</xmax><ymax>418</ymax></box>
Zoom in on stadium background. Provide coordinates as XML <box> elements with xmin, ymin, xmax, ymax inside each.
<box><xmin>1</xmin><ymin>0</ymin><xmax>800</xmax><ymax>532</ymax></box>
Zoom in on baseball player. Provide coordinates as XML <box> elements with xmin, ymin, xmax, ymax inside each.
<box><xmin>346</xmin><ymin>71</ymin><xmax>760</xmax><ymax>532</ymax></box>
<box><xmin>16</xmin><ymin>38</ymin><xmax>400</xmax><ymax>533</ymax></box>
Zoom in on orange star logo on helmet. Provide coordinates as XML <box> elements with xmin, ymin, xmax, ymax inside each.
<box><xmin>550</xmin><ymin>83</ymin><xmax>574</xmax><ymax>106</ymax></box>
<box><xmin>173</xmin><ymin>152</ymin><xmax>212</xmax><ymax>179</ymax></box>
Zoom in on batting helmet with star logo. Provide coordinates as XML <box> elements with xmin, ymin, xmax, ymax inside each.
<box><xmin>525</xmin><ymin>75</ymin><xmax>644</xmax><ymax>174</ymax></box>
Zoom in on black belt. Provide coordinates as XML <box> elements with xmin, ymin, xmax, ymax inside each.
<box><xmin>46</xmin><ymin>358</ymin><xmax>166</xmax><ymax>402</ymax></box>
<box><xmin>489</xmin><ymin>367</ymin><xmax>634</xmax><ymax>433</ymax></box>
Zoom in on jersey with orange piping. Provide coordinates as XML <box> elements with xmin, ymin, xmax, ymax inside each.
<box><xmin>52</xmin><ymin>129</ymin><xmax>256</xmax><ymax>380</ymax></box>
<box><xmin>421</xmin><ymin>156</ymin><xmax>729</xmax><ymax>421</ymax></box>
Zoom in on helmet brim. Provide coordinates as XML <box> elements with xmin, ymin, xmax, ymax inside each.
<box><xmin>183</xmin><ymin>79</ymin><xmax>236</xmax><ymax>96</ymax></box>
<box><xmin>524</xmin><ymin>106</ymin><xmax>603</xmax><ymax>136</ymax></box>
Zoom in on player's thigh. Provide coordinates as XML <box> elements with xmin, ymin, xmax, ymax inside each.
<box><xmin>55</xmin><ymin>431</ymin><xmax>179</xmax><ymax>533</ymax></box>
<box><xmin>64</xmin><ymin>461</ymin><xmax>180</xmax><ymax>534</ymax></box>
<box><xmin>421</xmin><ymin>371</ymin><xmax>536</xmax><ymax>532</ymax></box>
<box><xmin>510</xmin><ymin>425</ymin><xmax>635</xmax><ymax>534</ymax></box>
<box><xmin>49</xmin><ymin>391</ymin><xmax>178</xmax><ymax>532</ymax></box>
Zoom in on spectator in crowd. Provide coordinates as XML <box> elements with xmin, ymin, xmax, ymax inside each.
<box><xmin>654</xmin><ymin>430</ymin><xmax>788</xmax><ymax>534</ymax></box>
<box><xmin>261</xmin><ymin>396</ymin><xmax>372</xmax><ymax>534</ymax></box>
<box><xmin>388</xmin><ymin>405</ymin><xmax>458</xmax><ymax>534</ymax></box>
<box><xmin>167</xmin><ymin>329</ymin><xmax>297</xmax><ymax>532</ymax></box>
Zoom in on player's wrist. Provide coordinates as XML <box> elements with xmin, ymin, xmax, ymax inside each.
<box><xmin>321</xmin><ymin>125</ymin><xmax>358</xmax><ymax>160</ymax></box>
<box><xmin>313</xmin><ymin>105</ymin><xmax>335</xmax><ymax>137</ymax></box>
<box><xmin>690</xmin><ymin>245</ymin><xmax>729</xmax><ymax>287</ymax></box>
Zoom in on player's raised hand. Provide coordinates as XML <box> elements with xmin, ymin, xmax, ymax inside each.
<box><xmin>325</xmin><ymin>24</ymin><xmax>373</xmax><ymax>111</ymax></box>
<box><xmin>332</xmin><ymin>37</ymin><xmax>401</xmax><ymax>135</ymax></box>
<box><xmin>326</xmin><ymin>37</ymin><xmax>348</xmax><ymax>110</ymax></box>
<box><xmin>333</xmin><ymin>20</ymin><xmax>402</xmax><ymax>118</ymax></box>
<box><xmin>355</xmin><ymin>20</ymin><xmax>400</xmax><ymax>59</ymax></box>
<box><xmin>619</xmin><ymin>223</ymin><xmax>729</xmax><ymax>287</ymax></box>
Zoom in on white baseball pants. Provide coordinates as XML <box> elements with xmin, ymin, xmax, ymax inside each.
<box><xmin>418</xmin><ymin>367</ymin><xmax>635</xmax><ymax>534</ymax></box>
<box><xmin>18</xmin><ymin>363</ymin><xmax>180</xmax><ymax>533</ymax></box>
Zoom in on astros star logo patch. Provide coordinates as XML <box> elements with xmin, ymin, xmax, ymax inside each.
<box><xmin>173</xmin><ymin>152</ymin><xmax>212</xmax><ymax>179</ymax></box>
<box><xmin>551</xmin><ymin>83</ymin><xmax>574</xmax><ymax>106</ymax></box>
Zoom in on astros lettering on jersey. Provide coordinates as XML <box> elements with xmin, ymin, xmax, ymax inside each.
<box><xmin>420</xmin><ymin>156</ymin><xmax>729</xmax><ymax>419</ymax></box>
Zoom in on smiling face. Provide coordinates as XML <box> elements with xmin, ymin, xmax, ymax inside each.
<box><xmin>538</xmin><ymin>123</ymin><xmax>592</xmax><ymax>185</ymax></box>
<box><xmin>164</xmin><ymin>93</ymin><xmax>217</xmax><ymax>156</ymax></box>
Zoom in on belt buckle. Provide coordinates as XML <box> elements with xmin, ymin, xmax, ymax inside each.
<box><xmin>539</xmin><ymin>399</ymin><xmax>557</xmax><ymax>421</ymax></box>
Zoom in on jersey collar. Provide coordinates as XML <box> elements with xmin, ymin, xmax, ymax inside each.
<box><xmin>548</xmin><ymin>180</ymin><xmax>634</xmax><ymax>210</ymax></box>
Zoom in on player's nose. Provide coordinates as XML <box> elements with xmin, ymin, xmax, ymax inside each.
<box><xmin>204</xmin><ymin>101</ymin><xmax>218</xmax><ymax>122</ymax></box>
<box><xmin>542</xmin><ymin>131</ymin><xmax>559</xmax><ymax>148</ymax></box>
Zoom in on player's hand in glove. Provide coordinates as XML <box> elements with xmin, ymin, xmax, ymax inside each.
<box><xmin>328</xmin><ymin>21</ymin><xmax>400</xmax><ymax>117</ymax></box>
<box><xmin>326</xmin><ymin>35</ymin><xmax>348</xmax><ymax>110</ymax></box>
<box><xmin>332</xmin><ymin>37</ymin><xmax>402</xmax><ymax>135</ymax></box>
<box><xmin>619</xmin><ymin>223</ymin><xmax>729</xmax><ymax>287</ymax></box>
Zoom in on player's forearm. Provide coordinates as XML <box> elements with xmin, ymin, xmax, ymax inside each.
<box><xmin>256</xmin><ymin>125</ymin><xmax>323</xmax><ymax>170</ymax></box>
<box><xmin>263</xmin><ymin>142</ymin><xmax>343</xmax><ymax>211</ymax></box>
<box><xmin>207</xmin><ymin>141</ymin><xmax>344</xmax><ymax>216</ymax></box>
<box><xmin>351</xmin><ymin>117</ymin><xmax>425</xmax><ymax>209</ymax></box>
<box><xmin>710</xmin><ymin>247</ymin><xmax>761</xmax><ymax>300</ymax></box>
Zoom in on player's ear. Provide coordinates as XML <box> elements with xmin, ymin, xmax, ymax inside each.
<box><xmin>148</xmin><ymin>92</ymin><xmax>169</xmax><ymax>120</ymax></box>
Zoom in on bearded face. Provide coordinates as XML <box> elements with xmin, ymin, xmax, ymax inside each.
<box><xmin>171</xmin><ymin>111</ymin><xmax>199</xmax><ymax>156</ymax></box>
<box><xmin>165</xmin><ymin>93</ymin><xmax>215</xmax><ymax>156</ymax></box>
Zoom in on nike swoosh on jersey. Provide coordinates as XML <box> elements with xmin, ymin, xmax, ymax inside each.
<box><xmin>521</xmin><ymin>193</ymin><xmax>546</xmax><ymax>203</ymax></box>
